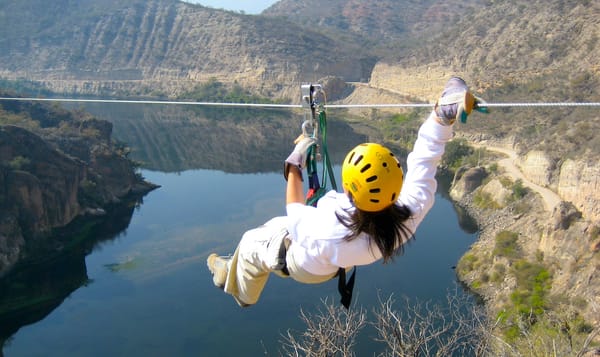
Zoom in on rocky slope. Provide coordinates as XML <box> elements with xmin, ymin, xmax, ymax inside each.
<box><xmin>263</xmin><ymin>0</ymin><xmax>484</xmax><ymax>47</ymax></box>
<box><xmin>449</xmin><ymin>154</ymin><xmax>600</xmax><ymax>328</ymax></box>
<box><xmin>0</xmin><ymin>0</ymin><xmax>371</xmax><ymax>100</ymax></box>
<box><xmin>0</xmin><ymin>96</ymin><xmax>156</xmax><ymax>276</ymax></box>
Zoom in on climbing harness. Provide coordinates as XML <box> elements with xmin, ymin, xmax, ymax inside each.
<box><xmin>300</xmin><ymin>84</ymin><xmax>338</xmax><ymax>206</ymax></box>
<box><xmin>299</xmin><ymin>84</ymin><xmax>355</xmax><ymax>309</ymax></box>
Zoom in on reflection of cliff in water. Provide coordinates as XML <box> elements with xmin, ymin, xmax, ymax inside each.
<box><xmin>0</xmin><ymin>196</ymin><xmax>142</xmax><ymax>350</ymax></box>
<box><xmin>78</xmin><ymin>104</ymin><xmax>367</xmax><ymax>173</ymax></box>
<box><xmin>437</xmin><ymin>170</ymin><xmax>479</xmax><ymax>234</ymax></box>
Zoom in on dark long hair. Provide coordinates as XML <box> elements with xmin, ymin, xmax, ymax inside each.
<box><xmin>336</xmin><ymin>203</ymin><xmax>413</xmax><ymax>263</ymax></box>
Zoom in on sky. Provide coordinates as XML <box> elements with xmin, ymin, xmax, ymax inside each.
<box><xmin>184</xmin><ymin>0</ymin><xmax>279</xmax><ymax>14</ymax></box>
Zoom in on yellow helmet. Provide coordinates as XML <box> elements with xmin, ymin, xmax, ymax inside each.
<box><xmin>342</xmin><ymin>143</ymin><xmax>403</xmax><ymax>212</ymax></box>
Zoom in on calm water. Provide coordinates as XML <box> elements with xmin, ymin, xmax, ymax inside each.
<box><xmin>1</xmin><ymin>105</ymin><xmax>478</xmax><ymax>356</ymax></box>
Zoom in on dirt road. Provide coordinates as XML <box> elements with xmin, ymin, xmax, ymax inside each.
<box><xmin>471</xmin><ymin>143</ymin><xmax>562</xmax><ymax>212</ymax></box>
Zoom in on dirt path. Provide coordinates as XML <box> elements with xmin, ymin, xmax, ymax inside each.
<box><xmin>471</xmin><ymin>143</ymin><xmax>562</xmax><ymax>212</ymax></box>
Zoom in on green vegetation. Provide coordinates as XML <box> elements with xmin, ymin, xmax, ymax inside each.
<box><xmin>473</xmin><ymin>190</ymin><xmax>501</xmax><ymax>209</ymax></box>
<box><xmin>442</xmin><ymin>138</ymin><xmax>473</xmax><ymax>169</ymax></box>
<box><xmin>0</xmin><ymin>79</ymin><xmax>54</xmax><ymax>97</ymax></box>
<box><xmin>498</xmin><ymin>259</ymin><xmax>553</xmax><ymax>341</ymax></box>
<box><xmin>510</xmin><ymin>179</ymin><xmax>528</xmax><ymax>200</ymax></box>
<box><xmin>493</xmin><ymin>230</ymin><xmax>521</xmax><ymax>259</ymax></box>
<box><xmin>0</xmin><ymin>107</ymin><xmax>40</xmax><ymax>131</ymax></box>
<box><xmin>379</xmin><ymin>110</ymin><xmax>421</xmax><ymax>147</ymax></box>
<box><xmin>7</xmin><ymin>156</ymin><xmax>31</xmax><ymax>171</ymax></box>
<box><xmin>487</xmin><ymin>230</ymin><xmax>558</xmax><ymax>343</ymax></box>
<box><xmin>457</xmin><ymin>229</ymin><xmax>586</xmax><ymax>347</ymax></box>
<box><xmin>490</xmin><ymin>263</ymin><xmax>506</xmax><ymax>283</ymax></box>
<box><xmin>178</xmin><ymin>78</ymin><xmax>285</xmax><ymax>104</ymax></box>
<box><xmin>590</xmin><ymin>226</ymin><xmax>600</xmax><ymax>240</ymax></box>
<box><xmin>175</xmin><ymin>78</ymin><xmax>291</xmax><ymax>121</ymax></box>
<box><xmin>456</xmin><ymin>253</ymin><xmax>480</xmax><ymax>275</ymax></box>
<box><xmin>510</xmin><ymin>260</ymin><xmax>552</xmax><ymax>316</ymax></box>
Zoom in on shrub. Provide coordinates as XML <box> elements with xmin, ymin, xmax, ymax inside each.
<box><xmin>511</xmin><ymin>179</ymin><xmax>528</xmax><ymax>200</ymax></box>
<box><xmin>473</xmin><ymin>191</ymin><xmax>501</xmax><ymax>210</ymax></box>
<box><xmin>442</xmin><ymin>138</ymin><xmax>473</xmax><ymax>169</ymax></box>
<box><xmin>7</xmin><ymin>156</ymin><xmax>31</xmax><ymax>170</ymax></box>
<box><xmin>493</xmin><ymin>231</ymin><xmax>520</xmax><ymax>259</ymax></box>
<box><xmin>512</xmin><ymin>200</ymin><xmax>531</xmax><ymax>215</ymax></box>
<box><xmin>511</xmin><ymin>260</ymin><xmax>552</xmax><ymax>317</ymax></box>
<box><xmin>457</xmin><ymin>253</ymin><xmax>479</xmax><ymax>274</ymax></box>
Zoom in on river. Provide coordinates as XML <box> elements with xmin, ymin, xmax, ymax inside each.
<box><xmin>1</xmin><ymin>104</ymin><xmax>479</xmax><ymax>356</ymax></box>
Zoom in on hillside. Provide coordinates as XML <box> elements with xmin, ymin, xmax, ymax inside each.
<box><xmin>0</xmin><ymin>0</ymin><xmax>372</xmax><ymax>99</ymax></box>
<box><xmin>372</xmin><ymin>0</ymin><xmax>599</xmax><ymax>97</ymax></box>
<box><xmin>263</xmin><ymin>0</ymin><xmax>484</xmax><ymax>53</ymax></box>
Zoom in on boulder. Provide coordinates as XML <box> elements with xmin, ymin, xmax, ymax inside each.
<box><xmin>450</xmin><ymin>166</ymin><xmax>487</xmax><ymax>200</ymax></box>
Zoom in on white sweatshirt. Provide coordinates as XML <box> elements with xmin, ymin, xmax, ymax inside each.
<box><xmin>285</xmin><ymin>112</ymin><xmax>454</xmax><ymax>276</ymax></box>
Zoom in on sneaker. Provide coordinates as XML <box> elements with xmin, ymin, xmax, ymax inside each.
<box><xmin>207</xmin><ymin>253</ymin><xmax>230</xmax><ymax>288</ymax></box>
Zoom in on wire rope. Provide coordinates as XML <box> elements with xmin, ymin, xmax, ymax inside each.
<box><xmin>1</xmin><ymin>97</ymin><xmax>600</xmax><ymax>108</ymax></box>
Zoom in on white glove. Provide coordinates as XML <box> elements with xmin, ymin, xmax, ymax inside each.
<box><xmin>435</xmin><ymin>77</ymin><xmax>488</xmax><ymax>125</ymax></box>
<box><xmin>283</xmin><ymin>136</ymin><xmax>316</xmax><ymax>181</ymax></box>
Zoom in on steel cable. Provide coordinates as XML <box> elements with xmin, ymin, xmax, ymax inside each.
<box><xmin>1</xmin><ymin>97</ymin><xmax>600</xmax><ymax>108</ymax></box>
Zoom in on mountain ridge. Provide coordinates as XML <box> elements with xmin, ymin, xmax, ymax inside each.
<box><xmin>0</xmin><ymin>0</ymin><xmax>372</xmax><ymax>99</ymax></box>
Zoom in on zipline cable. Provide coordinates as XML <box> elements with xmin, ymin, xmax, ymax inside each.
<box><xmin>1</xmin><ymin>97</ymin><xmax>600</xmax><ymax>108</ymax></box>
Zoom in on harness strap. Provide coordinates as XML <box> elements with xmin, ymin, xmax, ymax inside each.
<box><xmin>278</xmin><ymin>238</ymin><xmax>290</xmax><ymax>276</ymax></box>
<box><xmin>337</xmin><ymin>267</ymin><xmax>356</xmax><ymax>309</ymax></box>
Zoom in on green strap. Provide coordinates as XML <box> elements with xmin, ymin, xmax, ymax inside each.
<box><xmin>305</xmin><ymin>109</ymin><xmax>337</xmax><ymax>206</ymax></box>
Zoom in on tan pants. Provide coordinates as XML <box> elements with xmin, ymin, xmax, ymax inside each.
<box><xmin>223</xmin><ymin>217</ymin><xmax>336</xmax><ymax>307</ymax></box>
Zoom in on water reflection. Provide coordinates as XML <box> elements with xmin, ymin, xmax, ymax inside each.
<box><xmin>437</xmin><ymin>171</ymin><xmax>479</xmax><ymax>234</ymax></box>
<box><xmin>0</xmin><ymin>196</ymin><xmax>143</xmax><ymax>350</ymax></box>
<box><xmin>79</xmin><ymin>104</ymin><xmax>367</xmax><ymax>173</ymax></box>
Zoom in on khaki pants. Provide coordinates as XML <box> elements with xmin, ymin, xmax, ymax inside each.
<box><xmin>223</xmin><ymin>217</ymin><xmax>336</xmax><ymax>306</ymax></box>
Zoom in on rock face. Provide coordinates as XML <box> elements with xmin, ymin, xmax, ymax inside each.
<box><xmin>480</xmin><ymin>179</ymin><xmax>511</xmax><ymax>207</ymax></box>
<box><xmin>0</xmin><ymin>102</ymin><xmax>156</xmax><ymax>276</ymax></box>
<box><xmin>557</xmin><ymin>159</ymin><xmax>600</xmax><ymax>223</ymax></box>
<box><xmin>516</xmin><ymin>150</ymin><xmax>600</xmax><ymax>223</ymax></box>
<box><xmin>518</xmin><ymin>150</ymin><xmax>555</xmax><ymax>188</ymax></box>
<box><xmin>450</xmin><ymin>166</ymin><xmax>487</xmax><ymax>201</ymax></box>
<box><xmin>0</xmin><ymin>126</ymin><xmax>84</xmax><ymax>235</ymax></box>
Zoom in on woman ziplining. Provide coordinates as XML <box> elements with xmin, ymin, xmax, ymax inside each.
<box><xmin>206</xmin><ymin>77</ymin><xmax>489</xmax><ymax>308</ymax></box>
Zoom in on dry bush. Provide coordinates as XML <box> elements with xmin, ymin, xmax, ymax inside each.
<box><xmin>281</xmin><ymin>289</ymin><xmax>600</xmax><ymax>356</ymax></box>
<box><xmin>281</xmin><ymin>298</ymin><xmax>367</xmax><ymax>357</ymax></box>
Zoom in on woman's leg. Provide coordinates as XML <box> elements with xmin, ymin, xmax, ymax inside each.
<box><xmin>223</xmin><ymin>217</ymin><xmax>288</xmax><ymax>306</ymax></box>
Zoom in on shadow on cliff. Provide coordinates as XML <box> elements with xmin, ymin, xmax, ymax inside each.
<box><xmin>0</xmin><ymin>194</ymin><xmax>145</xmax><ymax>351</ymax></box>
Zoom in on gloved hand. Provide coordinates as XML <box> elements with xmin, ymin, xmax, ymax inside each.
<box><xmin>435</xmin><ymin>77</ymin><xmax>488</xmax><ymax>125</ymax></box>
<box><xmin>284</xmin><ymin>136</ymin><xmax>317</xmax><ymax>181</ymax></box>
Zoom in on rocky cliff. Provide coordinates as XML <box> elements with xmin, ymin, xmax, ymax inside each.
<box><xmin>517</xmin><ymin>151</ymin><xmax>600</xmax><ymax>223</ymax></box>
<box><xmin>0</xmin><ymin>98</ymin><xmax>157</xmax><ymax>276</ymax></box>
<box><xmin>0</xmin><ymin>0</ymin><xmax>371</xmax><ymax>100</ymax></box>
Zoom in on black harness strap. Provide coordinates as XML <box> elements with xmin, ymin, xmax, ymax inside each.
<box><xmin>337</xmin><ymin>267</ymin><xmax>356</xmax><ymax>309</ymax></box>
